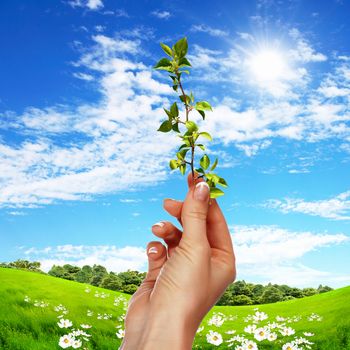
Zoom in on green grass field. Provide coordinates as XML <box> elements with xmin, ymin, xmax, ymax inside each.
<box><xmin>0</xmin><ymin>267</ymin><xmax>349</xmax><ymax>349</ymax></box>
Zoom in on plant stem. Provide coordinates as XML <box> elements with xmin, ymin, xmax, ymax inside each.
<box><xmin>177</xmin><ymin>70</ymin><xmax>194</xmax><ymax>183</ymax></box>
<box><xmin>177</xmin><ymin>73</ymin><xmax>189</xmax><ymax>122</ymax></box>
<box><xmin>191</xmin><ymin>144</ymin><xmax>195</xmax><ymax>185</ymax></box>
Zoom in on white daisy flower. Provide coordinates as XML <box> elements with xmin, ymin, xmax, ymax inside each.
<box><xmin>206</xmin><ymin>330</ymin><xmax>223</xmax><ymax>346</ymax></box>
<box><xmin>196</xmin><ymin>326</ymin><xmax>204</xmax><ymax>333</ymax></box>
<box><xmin>243</xmin><ymin>339</ymin><xmax>258</xmax><ymax>350</ymax></box>
<box><xmin>71</xmin><ymin>339</ymin><xmax>82</xmax><ymax>349</ymax></box>
<box><xmin>267</xmin><ymin>332</ymin><xmax>277</xmax><ymax>341</ymax></box>
<box><xmin>280</xmin><ymin>327</ymin><xmax>295</xmax><ymax>336</ymax></box>
<box><xmin>58</xmin><ymin>334</ymin><xmax>73</xmax><ymax>348</ymax></box>
<box><xmin>57</xmin><ymin>319</ymin><xmax>73</xmax><ymax>329</ymax></box>
<box><xmin>244</xmin><ymin>324</ymin><xmax>257</xmax><ymax>334</ymax></box>
<box><xmin>253</xmin><ymin>311</ymin><xmax>268</xmax><ymax>323</ymax></box>
<box><xmin>282</xmin><ymin>343</ymin><xmax>298</xmax><ymax>350</ymax></box>
<box><xmin>80</xmin><ymin>324</ymin><xmax>92</xmax><ymax>329</ymax></box>
<box><xmin>254</xmin><ymin>327</ymin><xmax>267</xmax><ymax>341</ymax></box>
<box><xmin>303</xmin><ymin>332</ymin><xmax>314</xmax><ymax>337</ymax></box>
<box><xmin>116</xmin><ymin>329</ymin><xmax>125</xmax><ymax>339</ymax></box>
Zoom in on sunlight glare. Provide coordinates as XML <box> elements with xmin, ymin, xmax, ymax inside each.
<box><xmin>248</xmin><ymin>50</ymin><xmax>286</xmax><ymax>82</ymax></box>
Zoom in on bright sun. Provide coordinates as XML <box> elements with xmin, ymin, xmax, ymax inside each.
<box><xmin>248</xmin><ymin>50</ymin><xmax>286</xmax><ymax>82</ymax></box>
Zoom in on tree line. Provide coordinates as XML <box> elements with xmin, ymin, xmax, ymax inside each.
<box><xmin>1</xmin><ymin>260</ymin><xmax>333</xmax><ymax>305</ymax></box>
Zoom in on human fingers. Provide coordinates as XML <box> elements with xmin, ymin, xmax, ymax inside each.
<box><xmin>163</xmin><ymin>199</ymin><xmax>182</xmax><ymax>226</ymax></box>
<box><xmin>180</xmin><ymin>173</ymin><xmax>211</xmax><ymax>245</ymax></box>
<box><xmin>151</xmin><ymin>221</ymin><xmax>182</xmax><ymax>257</ymax></box>
<box><xmin>187</xmin><ymin>171</ymin><xmax>234</xmax><ymax>255</ymax></box>
<box><xmin>143</xmin><ymin>241</ymin><xmax>167</xmax><ymax>285</ymax></box>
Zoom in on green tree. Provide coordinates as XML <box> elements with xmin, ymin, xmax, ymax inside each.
<box><xmin>233</xmin><ymin>294</ymin><xmax>253</xmax><ymax>305</ymax></box>
<box><xmin>260</xmin><ymin>286</ymin><xmax>283</xmax><ymax>304</ymax></box>
<box><xmin>123</xmin><ymin>284</ymin><xmax>138</xmax><ymax>294</ymax></box>
<box><xmin>100</xmin><ymin>273</ymin><xmax>123</xmax><ymax>291</ymax></box>
<box><xmin>90</xmin><ymin>264</ymin><xmax>108</xmax><ymax>286</ymax></box>
<box><xmin>303</xmin><ymin>288</ymin><xmax>318</xmax><ymax>297</ymax></box>
<box><xmin>48</xmin><ymin>265</ymin><xmax>66</xmax><ymax>278</ymax></box>
<box><xmin>318</xmin><ymin>285</ymin><xmax>333</xmax><ymax>293</ymax></box>
<box><xmin>117</xmin><ymin>270</ymin><xmax>143</xmax><ymax>286</ymax></box>
<box><xmin>8</xmin><ymin>259</ymin><xmax>41</xmax><ymax>271</ymax></box>
<box><xmin>288</xmin><ymin>287</ymin><xmax>304</xmax><ymax>298</ymax></box>
<box><xmin>75</xmin><ymin>265</ymin><xmax>92</xmax><ymax>283</ymax></box>
<box><xmin>216</xmin><ymin>290</ymin><xmax>234</xmax><ymax>306</ymax></box>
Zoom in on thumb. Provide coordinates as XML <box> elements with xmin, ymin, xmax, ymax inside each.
<box><xmin>181</xmin><ymin>175</ymin><xmax>210</xmax><ymax>244</ymax></box>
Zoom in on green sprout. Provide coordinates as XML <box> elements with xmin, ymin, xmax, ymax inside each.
<box><xmin>153</xmin><ymin>37</ymin><xmax>228</xmax><ymax>199</ymax></box>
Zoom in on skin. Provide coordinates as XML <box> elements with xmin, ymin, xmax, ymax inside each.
<box><xmin>120</xmin><ymin>172</ymin><xmax>236</xmax><ymax>350</ymax></box>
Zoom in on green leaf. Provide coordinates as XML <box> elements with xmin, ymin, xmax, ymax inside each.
<box><xmin>172</xmin><ymin>85</ymin><xmax>178</xmax><ymax>91</ymax></box>
<box><xmin>170</xmin><ymin>102</ymin><xmax>179</xmax><ymax>118</ymax></box>
<box><xmin>173</xmin><ymin>37</ymin><xmax>188</xmax><ymax>58</ymax></box>
<box><xmin>169</xmin><ymin>159</ymin><xmax>178</xmax><ymax>170</ymax></box>
<box><xmin>172</xmin><ymin>122</ymin><xmax>180</xmax><ymax>133</ymax></box>
<box><xmin>209</xmin><ymin>187</ymin><xmax>224</xmax><ymax>198</ymax></box>
<box><xmin>206</xmin><ymin>173</ymin><xmax>220</xmax><ymax>184</ymax></box>
<box><xmin>163</xmin><ymin>108</ymin><xmax>172</xmax><ymax>120</ymax></box>
<box><xmin>190</xmin><ymin>91</ymin><xmax>194</xmax><ymax>103</ymax></box>
<box><xmin>179</xmin><ymin>94</ymin><xmax>191</xmax><ymax>105</ymax></box>
<box><xmin>177</xmin><ymin>149</ymin><xmax>189</xmax><ymax>160</ymax></box>
<box><xmin>160</xmin><ymin>43</ymin><xmax>173</xmax><ymax>57</ymax></box>
<box><xmin>218</xmin><ymin>177</ymin><xmax>228</xmax><ymax>188</ymax></box>
<box><xmin>210</xmin><ymin>158</ymin><xmax>218</xmax><ymax>171</ymax></box>
<box><xmin>200</xmin><ymin>154</ymin><xmax>210</xmax><ymax>170</ymax></box>
<box><xmin>157</xmin><ymin>120</ymin><xmax>172</xmax><ymax>132</ymax></box>
<box><xmin>185</xmin><ymin>121</ymin><xmax>198</xmax><ymax>133</ymax></box>
<box><xmin>195</xmin><ymin>167</ymin><xmax>205</xmax><ymax>174</ymax></box>
<box><xmin>169</xmin><ymin>75</ymin><xmax>178</xmax><ymax>83</ymax></box>
<box><xmin>195</xmin><ymin>101</ymin><xmax>213</xmax><ymax>111</ymax></box>
<box><xmin>154</xmin><ymin>58</ymin><xmax>172</xmax><ymax>70</ymax></box>
<box><xmin>178</xmin><ymin>144</ymin><xmax>190</xmax><ymax>151</ymax></box>
<box><xmin>178</xmin><ymin>57</ymin><xmax>191</xmax><ymax>67</ymax></box>
<box><xmin>180</xmin><ymin>70</ymin><xmax>190</xmax><ymax>74</ymax></box>
<box><xmin>198</xmin><ymin>110</ymin><xmax>205</xmax><ymax>120</ymax></box>
<box><xmin>196</xmin><ymin>143</ymin><xmax>205</xmax><ymax>151</ymax></box>
<box><xmin>179</xmin><ymin>163</ymin><xmax>186</xmax><ymax>175</ymax></box>
<box><xmin>198</xmin><ymin>132</ymin><xmax>213</xmax><ymax>141</ymax></box>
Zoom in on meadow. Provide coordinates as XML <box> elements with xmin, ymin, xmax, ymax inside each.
<box><xmin>0</xmin><ymin>268</ymin><xmax>349</xmax><ymax>349</ymax></box>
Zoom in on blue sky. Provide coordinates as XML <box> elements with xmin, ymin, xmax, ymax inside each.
<box><xmin>0</xmin><ymin>0</ymin><xmax>349</xmax><ymax>288</ymax></box>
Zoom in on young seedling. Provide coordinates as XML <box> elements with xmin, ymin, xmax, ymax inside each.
<box><xmin>153</xmin><ymin>37</ymin><xmax>228</xmax><ymax>199</ymax></box>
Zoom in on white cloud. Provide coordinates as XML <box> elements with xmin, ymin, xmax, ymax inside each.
<box><xmin>150</xmin><ymin>10</ymin><xmax>171</xmax><ymax>19</ymax></box>
<box><xmin>190</xmin><ymin>24</ymin><xmax>228</xmax><ymax>37</ymax></box>
<box><xmin>236</xmin><ymin>140</ymin><xmax>272</xmax><ymax>157</ymax></box>
<box><xmin>264</xmin><ymin>191</ymin><xmax>350</xmax><ymax>220</ymax></box>
<box><xmin>68</xmin><ymin>0</ymin><xmax>103</xmax><ymax>10</ymax></box>
<box><xmin>20</xmin><ymin>225</ymin><xmax>349</xmax><ymax>286</ymax></box>
<box><xmin>73</xmin><ymin>72</ymin><xmax>94</xmax><ymax>81</ymax></box>
<box><xmin>23</xmin><ymin>245</ymin><xmax>147</xmax><ymax>273</ymax></box>
<box><xmin>119</xmin><ymin>199</ymin><xmax>142</xmax><ymax>203</ymax></box>
<box><xmin>86</xmin><ymin>0</ymin><xmax>103</xmax><ymax>10</ymax></box>
<box><xmin>0</xmin><ymin>34</ymin><xmax>177</xmax><ymax>208</ymax></box>
<box><xmin>288</xmin><ymin>28</ymin><xmax>327</xmax><ymax>63</ymax></box>
<box><xmin>231</xmin><ymin>225</ymin><xmax>349</xmax><ymax>287</ymax></box>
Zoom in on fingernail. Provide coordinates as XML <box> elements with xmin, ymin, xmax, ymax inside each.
<box><xmin>152</xmin><ymin>222</ymin><xmax>165</xmax><ymax>229</ymax></box>
<box><xmin>148</xmin><ymin>247</ymin><xmax>158</xmax><ymax>254</ymax></box>
<box><xmin>194</xmin><ymin>182</ymin><xmax>210</xmax><ymax>201</ymax></box>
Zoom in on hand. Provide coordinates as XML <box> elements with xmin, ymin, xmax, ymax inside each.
<box><xmin>120</xmin><ymin>172</ymin><xmax>236</xmax><ymax>350</ymax></box>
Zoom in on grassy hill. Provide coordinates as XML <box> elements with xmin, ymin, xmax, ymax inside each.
<box><xmin>0</xmin><ymin>267</ymin><xmax>349</xmax><ymax>349</ymax></box>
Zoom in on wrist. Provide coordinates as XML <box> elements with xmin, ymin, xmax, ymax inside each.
<box><xmin>141</xmin><ymin>309</ymin><xmax>196</xmax><ymax>350</ymax></box>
